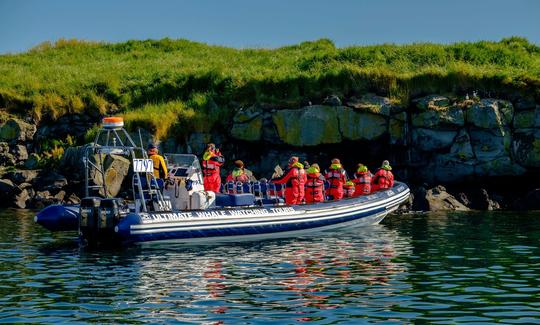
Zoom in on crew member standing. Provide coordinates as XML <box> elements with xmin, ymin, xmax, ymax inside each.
<box><xmin>147</xmin><ymin>144</ymin><xmax>168</xmax><ymax>179</ymax></box>
<box><xmin>272</xmin><ymin>156</ymin><xmax>301</xmax><ymax>205</ymax></box>
<box><xmin>201</xmin><ymin>143</ymin><xmax>225</xmax><ymax>192</ymax></box>
<box><xmin>325</xmin><ymin>158</ymin><xmax>347</xmax><ymax>200</ymax></box>
<box><xmin>294</xmin><ymin>161</ymin><xmax>307</xmax><ymax>203</ymax></box>
<box><xmin>352</xmin><ymin>163</ymin><xmax>372</xmax><ymax>196</ymax></box>
<box><xmin>371</xmin><ymin>160</ymin><xmax>394</xmax><ymax>192</ymax></box>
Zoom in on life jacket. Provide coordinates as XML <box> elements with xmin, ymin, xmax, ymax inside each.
<box><xmin>325</xmin><ymin>167</ymin><xmax>346</xmax><ymax>189</ymax></box>
<box><xmin>372</xmin><ymin>168</ymin><xmax>394</xmax><ymax>191</ymax></box>
<box><xmin>305</xmin><ymin>172</ymin><xmax>325</xmax><ymax>203</ymax></box>
<box><xmin>353</xmin><ymin>171</ymin><xmax>372</xmax><ymax>195</ymax></box>
<box><xmin>202</xmin><ymin>151</ymin><xmax>223</xmax><ymax>177</ymax></box>
<box><xmin>226</xmin><ymin>168</ymin><xmax>249</xmax><ymax>183</ymax></box>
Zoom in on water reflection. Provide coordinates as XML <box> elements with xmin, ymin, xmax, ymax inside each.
<box><xmin>1</xmin><ymin>210</ymin><xmax>540</xmax><ymax>323</ymax></box>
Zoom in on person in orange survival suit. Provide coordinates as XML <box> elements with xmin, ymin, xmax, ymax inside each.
<box><xmin>293</xmin><ymin>160</ymin><xmax>307</xmax><ymax>203</ymax></box>
<box><xmin>201</xmin><ymin>143</ymin><xmax>225</xmax><ymax>192</ymax></box>
<box><xmin>324</xmin><ymin>158</ymin><xmax>347</xmax><ymax>200</ymax></box>
<box><xmin>371</xmin><ymin>160</ymin><xmax>394</xmax><ymax>192</ymax></box>
<box><xmin>304</xmin><ymin>163</ymin><xmax>325</xmax><ymax>204</ymax></box>
<box><xmin>352</xmin><ymin>163</ymin><xmax>372</xmax><ymax>196</ymax></box>
<box><xmin>272</xmin><ymin>156</ymin><xmax>301</xmax><ymax>205</ymax></box>
<box><xmin>343</xmin><ymin>180</ymin><xmax>355</xmax><ymax>198</ymax></box>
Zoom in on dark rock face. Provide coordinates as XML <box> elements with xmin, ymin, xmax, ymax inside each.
<box><xmin>513</xmin><ymin>189</ymin><xmax>540</xmax><ymax>210</ymax></box>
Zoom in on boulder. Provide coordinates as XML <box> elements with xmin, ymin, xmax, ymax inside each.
<box><xmin>345</xmin><ymin>93</ymin><xmax>391</xmax><ymax>116</ymax></box>
<box><xmin>12</xmin><ymin>144</ymin><xmax>28</xmax><ymax>162</ymax></box>
<box><xmin>425</xmin><ymin>185</ymin><xmax>470</xmax><ymax>211</ymax></box>
<box><xmin>230</xmin><ymin>115</ymin><xmax>263</xmax><ymax>141</ymax></box>
<box><xmin>412</xmin><ymin>128</ymin><xmax>457</xmax><ymax>151</ymax></box>
<box><xmin>413</xmin><ymin>95</ymin><xmax>450</xmax><ymax>111</ymax></box>
<box><xmin>449</xmin><ymin>129</ymin><xmax>475</xmax><ymax>161</ymax></box>
<box><xmin>467</xmin><ymin>188</ymin><xmax>501</xmax><ymax>211</ymax></box>
<box><xmin>272</xmin><ymin>105</ymin><xmax>340</xmax><ymax>146</ymax></box>
<box><xmin>0</xmin><ymin>179</ymin><xmax>21</xmax><ymax>198</ymax></box>
<box><xmin>411</xmin><ymin>106</ymin><xmax>464</xmax><ymax>128</ymax></box>
<box><xmin>91</xmin><ymin>154</ymin><xmax>130</xmax><ymax>197</ymax></box>
<box><xmin>13</xmin><ymin>189</ymin><xmax>30</xmax><ymax>209</ymax></box>
<box><xmin>5</xmin><ymin>170</ymin><xmax>39</xmax><ymax>185</ymax></box>
<box><xmin>469</xmin><ymin>129</ymin><xmax>511</xmax><ymax>160</ymax></box>
<box><xmin>465</xmin><ymin>99</ymin><xmax>513</xmax><ymax>129</ymax></box>
<box><xmin>0</xmin><ymin>142</ymin><xmax>16</xmax><ymax>165</ymax></box>
<box><xmin>512</xmin><ymin>129</ymin><xmax>540</xmax><ymax>168</ymax></box>
<box><xmin>323</xmin><ymin>95</ymin><xmax>342</xmax><ymax>106</ymax></box>
<box><xmin>0</xmin><ymin>118</ymin><xmax>36</xmax><ymax>143</ymax></box>
<box><xmin>338</xmin><ymin>108</ymin><xmax>387</xmax><ymax>141</ymax></box>
<box><xmin>33</xmin><ymin>171</ymin><xmax>68</xmax><ymax>192</ymax></box>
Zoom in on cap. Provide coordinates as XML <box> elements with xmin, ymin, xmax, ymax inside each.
<box><xmin>234</xmin><ymin>160</ymin><xmax>244</xmax><ymax>168</ymax></box>
<box><xmin>331</xmin><ymin>158</ymin><xmax>341</xmax><ymax>164</ymax></box>
<box><xmin>206</xmin><ymin>143</ymin><xmax>216</xmax><ymax>150</ymax></box>
<box><xmin>148</xmin><ymin>144</ymin><xmax>157</xmax><ymax>150</ymax></box>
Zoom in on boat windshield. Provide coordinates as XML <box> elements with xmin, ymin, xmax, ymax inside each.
<box><xmin>164</xmin><ymin>154</ymin><xmax>203</xmax><ymax>181</ymax></box>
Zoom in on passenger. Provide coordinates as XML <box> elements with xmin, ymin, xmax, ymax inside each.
<box><xmin>272</xmin><ymin>156</ymin><xmax>301</xmax><ymax>205</ymax></box>
<box><xmin>325</xmin><ymin>158</ymin><xmax>347</xmax><ymax>200</ymax></box>
<box><xmin>201</xmin><ymin>143</ymin><xmax>225</xmax><ymax>193</ymax></box>
<box><xmin>293</xmin><ymin>160</ymin><xmax>307</xmax><ymax>203</ymax></box>
<box><xmin>352</xmin><ymin>163</ymin><xmax>372</xmax><ymax>196</ymax></box>
<box><xmin>147</xmin><ymin>144</ymin><xmax>168</xmax><ymax>179</ymax></box>
<box><xmin>226</xmin><ymin>160</ymin><xmax>250</xmax><ymax>183</ymax></box>
<box><xmin>372</xmin><ymin>160</ymin><xmax>395</xmax><ymax>192</ymax></box>
<box><xmin>305</xmin><ymin>163</ymin><xmax>325</xmax><ymax>204</ymax></box>
<box><xmin>343</xmin><ymin>180</ymin><xmax>355</xmax><ymax>198</ymax></box>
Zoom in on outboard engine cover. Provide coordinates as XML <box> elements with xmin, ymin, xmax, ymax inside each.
<box><xmin>80</xmin><ymin>197</ymin><xmax>123</xmax><ymax>245</ymax></box>
<box><xmin>98</xmin><ymin>198</ymin><xmax>122</xmax><ymax>230</ymax></box>
<box><xmin>80</xmin><ymin>197</ymin><xmax>101</xmax><ymax>231</ymax></box>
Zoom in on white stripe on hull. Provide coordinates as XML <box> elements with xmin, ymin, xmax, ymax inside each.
<box><xmin>138</xmin><ymin>210</ymin><xmax>389</xmax><ymax>245</ymax></box>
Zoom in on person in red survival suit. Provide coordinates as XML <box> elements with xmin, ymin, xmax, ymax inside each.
<box><xmin>272</xmin><ymin>156</ymin><xmax>301</xmax><ymax>205</ymax></box>
<box><xmin>225</xmin><ymin>160</ymin><xmax>250</xmax><ymax>183</ymax></box>
<box><xmin>343</xmin><ymin>180</ymin><xmax>356</xmax><ymax>198</ymax></box>
<box><xmin>371</xmin><ymin>160</ymin><xmax>395</xmax><ymax>192</ymax></box>
<box><xmin>305</xmin><ymin>163</ymin><xmax>325</xmax><ymax>204</ymax></box>
<box><xmin>352</xmin><ymin>163</ymin><xmax>372</xmax><ymax>196</ymax></box>
<box><xmin>325</xmin><ymin>158</ymin><xmax>347</xmax><ymax>201</ymax></box>
<box><xmin>201</xmin><ymin>143</ymin><xmax>225</xmax><ymax>192</ymax></box>
<box><xmin>293</xmin><ymin>161</ymin><xmax>307</xmax><ymax>204</ymax></box>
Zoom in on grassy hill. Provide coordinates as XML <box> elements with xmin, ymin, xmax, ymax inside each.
<box><xmin>0</xmin><ymin>37</ymin><xmax>539</xmax><ymax>140</ymax></box>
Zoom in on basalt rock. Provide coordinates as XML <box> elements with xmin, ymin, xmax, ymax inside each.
<box><xmin>0</xmin><ymin>118</ymin><xmax>36</xmax><ymax>144</ymax></box>
<box><xmin>424</xmin><ymin>185</ymin><xmax>470</xmax><ymax>211</ymax></box>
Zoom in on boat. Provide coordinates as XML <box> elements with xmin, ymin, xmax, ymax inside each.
<box><xmin>35</xmin><ymin>117</ymin><xmax>411</xmax><ymax>246</ymax></box>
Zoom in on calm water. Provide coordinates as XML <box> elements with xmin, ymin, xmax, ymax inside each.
<box><xmin>1</xmin><ymin>210</ymin><xmax>540</xmax><ymax>324</ymax></box>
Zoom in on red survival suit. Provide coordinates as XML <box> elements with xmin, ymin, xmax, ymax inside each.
<box><xmin>352</xmin><ymin>170</ymin><xmax>372</xmax><ymax>196</ymax></box>
<box><xmin>305</xmin><ymin>169</ymin><xmax>325</xmax><ymax>204</ymax></box>
<box><xmin>325</xmin><ymin>165</ymin><xmax>347</xmax><ymax>200</ymax></box>
<box><xmin>371</xmin><ymin>168</ymin><xmax>394</xmax><ymax>192</ymax></box>
<box><xmin>272</xmin><ymin>165</ymin><xmax>300</xmax><ymax>205</ymax></box>
<box><xmin>202</xmin><ymin>150</ymin><xmax>225</xmax><ymax>192</ymax></box>
<box><xmin>295</xmin><ymin>162</ymin><xmax>307</xmax><ymax>204</ymax></box>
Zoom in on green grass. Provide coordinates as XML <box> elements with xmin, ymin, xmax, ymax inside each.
<box><xmin>0</xmin><ymin>37</ymin><xmax>539</xmax><ymax>140</ymax></box>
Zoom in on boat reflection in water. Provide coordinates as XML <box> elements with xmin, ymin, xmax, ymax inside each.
<box><xmin>127</xmin><ymin>224</ymin><xmax>412</xmax><ymax>322</ymax></box>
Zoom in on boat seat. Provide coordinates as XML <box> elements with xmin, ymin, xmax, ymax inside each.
<box><xmin>215</xmin><ymin>193</ymin><xmax>255</xmax><ymax>207</ymax></box>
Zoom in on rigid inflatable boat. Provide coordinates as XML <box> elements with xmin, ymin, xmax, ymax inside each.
<box><xmin>35</xmin><ymin>117</ymin><xmax>410</xmax><ymax>246</ymax></box>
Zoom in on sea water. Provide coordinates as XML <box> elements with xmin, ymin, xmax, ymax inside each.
<box><xmin>0</xmin><ymin>209</ymin><xmax>539</xmax><ymax>323</ymax></box>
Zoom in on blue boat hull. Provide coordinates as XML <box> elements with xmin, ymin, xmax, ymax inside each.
<box><xmin>35</xmin><ymin>182</ymin><xmax>410</xmax><ymax>245</ymax></box>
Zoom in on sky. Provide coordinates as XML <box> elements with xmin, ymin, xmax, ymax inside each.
<box><xmin>0</xmin><ymin>0</ymin><xmax>539</xmax><ymax>54</ymax></box>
